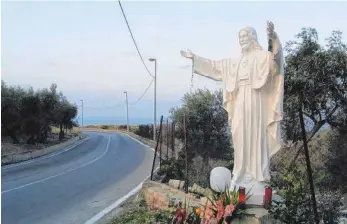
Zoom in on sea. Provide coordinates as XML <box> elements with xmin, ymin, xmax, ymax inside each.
<box><xmin>76</xmin><ymin>116</ymin><xmax>156</xmax><ymax>126</ymax></box>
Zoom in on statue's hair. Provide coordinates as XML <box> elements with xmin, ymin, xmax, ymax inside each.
<box><xmin>239</xmin><ymin>27</ymin><xmax>263</xmax><ymax>52</ymax></box>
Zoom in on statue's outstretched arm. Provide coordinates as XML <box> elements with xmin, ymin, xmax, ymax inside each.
<box><xmin>180</xmin><ymin>49</ymin><xmax>223</xmax><ymax>81</ymax></box>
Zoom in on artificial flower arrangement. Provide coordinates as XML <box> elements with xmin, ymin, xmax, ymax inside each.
<box><xmin>171</xmin><ymin>187</ymin><xmax>254</xmax><ymax>224</ymax></box>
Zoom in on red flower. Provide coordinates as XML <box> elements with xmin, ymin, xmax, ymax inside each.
<box><xmin>204</xmin><ymin>207</ymin><xmax>214</xmax><ymax>220</ymax></box>
<box><xmin>173</xmin><ymin>208</ymin><xmax>186</xmax><ymax>223</ymax></box>
<box><xmin>224</xmin><ymin>204</ymin><xmax>235</xmax><ymax>217</ymax></box>
<box><xmin>216</xmin><ymin>199</ymin><xmax>224</xmax><ymax>222</ymax></box>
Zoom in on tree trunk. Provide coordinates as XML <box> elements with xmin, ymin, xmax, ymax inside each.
<box><xmin>202</xmin><ymin>152</ymin><xmax>210</xmax><ymax>186</ymax></box>
<box><xmin>38</xmin><ymin>126</ymin><xmax>48</xmax><ymax>143</ymax></box>
<box><xmin>27</xmin><ymin>135</ymin><xmax>36</xmax><ymax>145</ymax></box>
<box><xmin>9</xmin><ymin>130</ymin><xmax>19</xmax><ymax>144</ymax></box>
<box><xmin>59</xmin><ymin>124</ymin><xmax>64</xmax><ymax>141</ymax></box>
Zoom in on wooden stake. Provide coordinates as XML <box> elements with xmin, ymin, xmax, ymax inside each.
<box><xmin>171</xmin><ymin>122</ymin><xmax>175</xmax><ymax>159</ymax></box>
<box><xmin>150</xmin><ymin>115</ymin><xmax>164</xmax><ymax>180</ymax></box>
<box><xmin>159</xmin><ymin>125</ymin><xmax>163</xmax><ymax>169</ymax></box>
<box><xmin>183</xmin><ymin>113</ymin><xmax>188</xmax><ymax>193</ymax></box>
<box><xmin>166</xmin><ymin>118</ymin><xmax>169</xmax><ymax>159</ymax></box>
<box><xmin>299</xmin><ymin>93</ymin><xmax>319</xmax><ymax>224</ymax></box>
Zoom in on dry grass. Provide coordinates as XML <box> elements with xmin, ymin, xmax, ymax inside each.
<box><xmin>51</xmin><ymin>126</ymin><xmax>81</xmax><ymax>135</ymax></box>
<box><xmin>1</xmin><ymin>127</ymin><xmax>82</xmax><ymax>157</ymax></box>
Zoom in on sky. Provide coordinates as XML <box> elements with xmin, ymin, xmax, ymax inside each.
<box><xmin>2</xmin><ymin>0</ymin><xmax>347</xmax><ymax>125</ymax></box>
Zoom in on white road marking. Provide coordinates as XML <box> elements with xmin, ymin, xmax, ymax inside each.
<box><xmin>84</xmin><ymin>167</ymin><xmax>159</xmax><ymax>224</ymax></box>
<box><xmin>1</xmin><ymin>136</ymin><xmax>91</xmax><ymax>170</ymax></box>
<box><xmin>120</xmin><ymin>133</ymin><xmax>155</xmax><ymax>152</ymax></box>
<box><xmin>84</xmin><ymin>133</ymin><xmax>159</xmax><ymax>224</ymax></box>
<box><xmin>1</xmin><ymin>136</ymin><xmax>111</xmax><ymax>194</ymax></box>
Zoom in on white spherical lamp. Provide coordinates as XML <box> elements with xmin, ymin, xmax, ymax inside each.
<box><xmin>210</xmin><ymin>167</ymin><xmax>232</xmax><ymax>192</ymax></box>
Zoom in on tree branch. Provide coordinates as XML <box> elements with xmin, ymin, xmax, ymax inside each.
<box><xmin>287</xmin><ymin>103</ymin><xmax>341</xmax><ymax>170</ymax></box>
<box><xmin>303</xmin><ymin>111</ymin><xmax>317</xmax><ymax>123</ymax></box>
<box><xmin>326</xmin><ymin>104</ymin><xmax>339</xmax><ymax>119</ymax></box>
<box><xmin>287</xmin><ymin>120</ymin><xmax>326</xmax><ymax>170</ymax></box>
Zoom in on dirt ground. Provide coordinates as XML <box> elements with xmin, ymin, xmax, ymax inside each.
<box><xmin>1</xmin><ymin>131</ymin><xmax>79</xmax><ymax>156</ymax></box>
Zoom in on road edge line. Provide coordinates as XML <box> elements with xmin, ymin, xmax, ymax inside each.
<box><xmin>1</xmin><ymin>136</ymin><xmax>110</xmax><ymax>194</ymax></box>
<box><xmin>84</xmin><ymin>133</ymin><xmax>158</xmax><ymax>224</ymax></box>
<box><xmin>84</xmin><ymin>167</ymin><xmax>159</xmax><ymax>224</ymax></box>
<box><xmin>119</xmin><ymin>133</ymin><xmax>155</xmax><ymax>152</ymax></box>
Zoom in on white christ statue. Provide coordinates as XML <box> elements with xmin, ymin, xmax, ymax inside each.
<box><xmin>181</xmin><ymin>22</ymin><xmax>284</xmax><ymax>204</ymax></box>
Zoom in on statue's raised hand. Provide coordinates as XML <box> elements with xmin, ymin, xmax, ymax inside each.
<box><xmin>180</xmin><ymin>49</ymin><xmax>194</xmax><ymax>59</ymax></box>
<box><xmin>267</xmin><ymin>21</ymin><xmax>276</xmax><ymax>39</ymax></box>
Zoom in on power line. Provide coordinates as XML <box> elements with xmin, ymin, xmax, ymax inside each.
<box><xmin>118</xmin><ymin>0</ymin><xmax>153</xmax><ymax>78</ymax></box>
<box><xmin>80</xmin><ymin>78</ymin><xmax>154</xmax><ymax>110</ymax></box>
<box><xmin>129</xmin><ymin>78</ymin><xmax>154</xmax><ymax>106</ymax></box>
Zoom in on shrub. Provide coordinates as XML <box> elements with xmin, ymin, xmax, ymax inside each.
<box><xmin>134</xmin><ymin>124</ymin><xmax>153</xmax><ymax>139</ymax></box>
<box><xmin>109</xmin><ymin>206</ymin><xmax>172</xmax><ymax>224</ymax></box>
<box><xmin>118</xmin><ymin>125</ymin><xmax>127</xmax><ymax>130</ymax></box>
<box><xmin>101</xmin><ymin>125</ymin><xmax>109</xmax><ymax>130</ymax></box>
<box><xmin>158</xmin><ymin>159</ymin><xmax>185</xmax><ymax>182</ymax></box>
<box><xmin>269</xmin><ymin>167</ymin><xmax>342</xmax><ymax>224</ymax></box>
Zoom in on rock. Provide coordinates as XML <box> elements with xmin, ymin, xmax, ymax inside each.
<box><xmin>189</xmin><ymin>183</ymin><xmax>206</xmax><ymax>195</ymax></box>
<box><xmin>168</xmin><ymin>179</ymin><xmax>185</xmax><ymax>190</ymax></box>
<box><xmin>142</xmin><ymin>180</ymin><xmax>200</xmax><ymax>211</ymax></box>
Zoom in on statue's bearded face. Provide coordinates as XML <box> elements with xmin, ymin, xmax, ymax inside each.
<box><xmin>239</xmin><ymin>30</ymin><xmax>253</xmax><ymax>51</ymax></box>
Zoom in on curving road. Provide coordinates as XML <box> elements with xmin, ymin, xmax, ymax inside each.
<box><xmin>1</xmin><ymin>131</ymin><xmax>155</xmax><ymax>224</ymax></box>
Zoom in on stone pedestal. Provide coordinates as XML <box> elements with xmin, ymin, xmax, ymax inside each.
<box><xmin>231</xmin><ymin>208</ymin><xmax>282</xmax><ymax>224</ymax></box>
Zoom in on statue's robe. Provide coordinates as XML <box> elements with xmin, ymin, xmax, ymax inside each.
<box><xmin>193</xmin><ymin>47</ymin><xmax>284</xmax><ymax>184</ymax></box>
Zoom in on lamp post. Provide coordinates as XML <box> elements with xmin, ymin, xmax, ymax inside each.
<box><xmin>149</xmin><ymin>58</ymin><xmax>157</xmax><ymax>141</ymax></box>
<box><xmin>124</xmin><ymin>91</ymin><xmax>129</xmax><ymax>132</ymax></box>
<box><xmin>80</xmin><ymin>99</ymin><xmax>84</xmax><ymax>131</ymax></box>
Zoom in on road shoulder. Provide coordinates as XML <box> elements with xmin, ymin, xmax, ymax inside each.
<box><xmin>1</xmin><ymin>134</ymin><xmax>88</xmax><ymax>167</ymax></box>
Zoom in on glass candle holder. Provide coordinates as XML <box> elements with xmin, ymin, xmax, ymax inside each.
<box><xmin>263</xmin><ymin>186</ymin><xmax>272</xmax><ymax>209</ymax></box>
<box><xmin>238</xmin><ymin>187</ymin><xmax>246</xmax><ymax>209</ymax></box>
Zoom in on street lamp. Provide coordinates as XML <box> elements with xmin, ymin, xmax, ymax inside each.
<box><xmin>149</xmin><ymin>58</ymin><xmax>157</xmax><ymax>141</ymax></box>
<box><xmin>124</xmin><ymin>91</ymin><xmax>129</xmax><ymax>132</ymax></box>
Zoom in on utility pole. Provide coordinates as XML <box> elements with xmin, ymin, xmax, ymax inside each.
<box><xmin>80</xmin><ymin>100</ymin><xmax>84</xmax><ymax>130</ymax></box>
<box><xmin>124</xmin><ymin>91</ymin><xmax>129</xmax><ymax>132</ymax></box>
<box><xmin>149</xmin><ymin>58</ymin><xmax>157</xmax><ymax>141</ymax></box>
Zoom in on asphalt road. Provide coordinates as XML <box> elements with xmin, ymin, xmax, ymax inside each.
<box><xmin>1</xmin><ymin>131</ymin><xmax>155</xmax><ymax>224</ymax></box>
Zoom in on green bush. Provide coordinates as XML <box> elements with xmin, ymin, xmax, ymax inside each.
<box><xmin>270</xmin><ymin>167</ymin><xmax>342</xmax><ymax>224</ymax></box>
<box><xmin>109</xmin><ymin>206</ymin><xmax>172</xmax><ymax>224</ymax></box>
<box><xmin>158</xmin><ymin>159</ymin><xmax>185</xmax><ymax>182</ymax></box>
<box><xmin>170</xmin><ymin>89</ymin><xmax>232</xmax><ymax>187</ymax></box>
<box><xmin>134</xmin><ymin>124</ymin><xmax>153</xmax><ymax>139</ymax></box>
<box><xmin>118</xmin><ymin>125</ymin><xmax>127</xmax><ymax>130</ymax></box>
<box><xmin>101</xmin><ymin>125</ymin><xmax>109</xmax><ymax>130</ymax></box>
